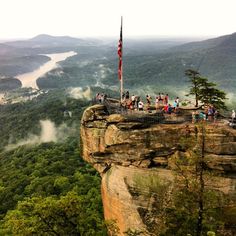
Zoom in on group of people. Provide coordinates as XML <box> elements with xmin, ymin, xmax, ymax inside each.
<box><xmin>95</xmin><ymin>93</ymin><xmax>108</xmax><ymax>103</ymax></box>
<box><xmin>121</xmin><ymin>91</ymin><xmax>180</xmax><ymax>114</ymax></box>
<box><xmin>158</xmin><ymin>96</ymin><xmax>180</xmax><ymax>114</ymax></box>
<box><xmin>122</xmin><ymin>93</ymin><xmax>144</xmax><ymax>111</ymax></box>
<box><xmin>192</xmin><ymin>105</ymin><xmax>218</xmax><ymax>123</ymax></box>
<box><xmin>94</xmin><ymin>91</ymin><xmax>236</xmax><ymax>128</ymax></box>
<box><xmin>147</xmin><ymin>93</ymin><xmax>180</xmax><ymax>114</ymax></box>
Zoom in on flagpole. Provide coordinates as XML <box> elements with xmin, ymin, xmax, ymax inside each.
<box><xmin>120</xmin><ymin>16</ymin><xmax>123</xmax><ymax>103</ymax></box>
<box><xmin>120</xmin><ymin>70</ymin><xmax>123</xmax><ymax>102</ymax></box>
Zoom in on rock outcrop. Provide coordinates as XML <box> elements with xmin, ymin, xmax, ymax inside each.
<box><xmin>80</xmin><ymin>104</ymin><xmax>236</xmax><ymax>235</ymax></box>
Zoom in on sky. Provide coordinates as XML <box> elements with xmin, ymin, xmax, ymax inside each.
<box><xmin>1</xmin><ymin>0</ymin><xmax>236</xmax><ymax>39</ymax></box>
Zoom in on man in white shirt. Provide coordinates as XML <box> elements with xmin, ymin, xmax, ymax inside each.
<box><xmin>232</xmin><ymin>110</ymin><xmax>236</xmax><ymax>122</ymax></box>
<box><xmin>138</xmin><ymin>100</ymin><xmax>144</xmax><ymax>111</ymax></box>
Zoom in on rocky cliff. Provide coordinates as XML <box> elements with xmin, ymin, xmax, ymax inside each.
<box><xmin>80</xmin><ymin>104</ymin><xmax>236</xmax><ymax>235</ymax></box>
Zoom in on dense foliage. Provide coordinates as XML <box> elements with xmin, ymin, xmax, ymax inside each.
<box><xmin>0</xmin><ymin>78</ymin><xmax>22</xmax><ymax>92</ymax></box>
<box><xmin>0</xmin><ymin>55</ymin><xmax>50</xmax><ymax>77</ymax></box>
<box><xmin>0</xmin><ymin>89</ymin><xmax>107</xmax><ymax>235</ymax></box>
<box><xmin>0</xmin><ymin>140</ymin><xmax>107</xmax><ymax>235</ymax></box>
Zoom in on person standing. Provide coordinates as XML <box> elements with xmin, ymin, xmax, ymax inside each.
<box><xmin>146</xmin><ymin>95</ymin><xmax>151</xmax><ymax>112</ymax></box>
<box><xmin>135</xmin><ymin>96</ymin><xmax>140</xmax><ymax>110</ymax></box>
<box><xmin>164</xmin><ymin>94</ymin><xmax>169</xmax><ymax>105</ymax></box>
<box><xmin>176</xmin><ymin>97</ymin><xmax>180</xmax><ymax>107</ymax></box>
<box><xmin>173</xmin><ymin>100</ymin><xmax>177</xmax><ymax>112</ymax></box>
<box><xmin>125</xmin><ymin>91</ymin><xmax>130</xmax><ymax>99</ymax></box>
<box><xmin>138</xmin><ymin>100</ymin><xmax>144</xmax><ymax>111</ymax></box>
<box><xmin>155</xmin><ymin>96</ymin><xmax>159</xmax><ymax>111</ymax></box>
<box><xmin>131</xmin><ymin>94</ymin><xmax>136</xmax><ymax>109</ymax></box>
<box><xmin>160</xmin><ymin>93</ymin><xmax>164</xmax><ymax>104</ymax></box>
<box><xmin>214</xmin><ymin>110</ymin><xmax>218</xmax><ymax>123</ymax></box>
<box><xmin>232</xmin><ymin>110</ymin><xmax>236</xmax><ymax>123</ymax></box>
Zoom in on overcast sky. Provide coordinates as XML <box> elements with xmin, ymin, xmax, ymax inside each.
<box><xmin>1</xmin><ymin>0</ymin><xmax>236</xmax><ymax>39</ymax></box>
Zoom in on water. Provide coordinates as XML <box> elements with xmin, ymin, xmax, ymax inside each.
<box><xmin>16</xmin><ymin>51</ymin><xmax>77</xmax><ymax>89</ymax></box>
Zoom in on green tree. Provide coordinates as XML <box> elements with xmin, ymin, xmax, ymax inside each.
<box><xmin>0</xmin><ymin>140</ymin><xmax>106</xmax><ymax>235</ymax></box>
<box><xmin>198</xmin><ymin>80</ymin><xmax>227</xmax><ymax>110</ymax></box>
<box><xmin>185</xmin><ymin>69</ymin><xmax>206</xmax><ymax>107</ymax></box>
<box><xmin>3</xmin><ymin>191</ymin><xmax>107</xmax><ymax>236</ymax></box>
<box><xmin>185</xmin><ymin>69</ymin><xmax>227</xmax><ymax>109</ymax></box>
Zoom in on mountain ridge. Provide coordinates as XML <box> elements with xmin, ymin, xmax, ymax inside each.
<box><xmin>1</xmin><ymin>32</ymin><xmax>236</xmax><ymax>95</ymax></box>
<box><xmin>29</xmin><ymin>34</ymin><xmax>85</xmax><ymax>44</ymax></box>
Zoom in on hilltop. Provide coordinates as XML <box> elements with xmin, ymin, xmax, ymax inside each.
<box><xmin>8</xmin><ymin>34</ymin><xmax>88</xmax><ymax>48</ymax></box>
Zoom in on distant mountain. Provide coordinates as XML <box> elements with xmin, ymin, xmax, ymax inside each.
<box><xmin>1</xmin><ymin>33</ymin><xmax>236</xmax><ymax>97</ymax></box>
<box><xmin>172</xmin><ymin>32</ymin><xmax>236</xmax><ymax>90</ymax></box>
<box><xmin>171</xmin><ymin>34</ymin><xmax>230</xmax><ymax>52</ymax></box>
<box><xmin>5</xmin><ymin>34</ymin><xmax>97</xmax><ymax>49</ymax></box>
<box><xmin>30</xmin><ymin>34</ymin><xmax>85</xmax><ymax>44</ymax></box>
<box><xmin>0</xmin><ymin>34</ymin><xmax>100</xmax><ymax>77</ymax></box>
<box><xmin>33</xmin><ymin>32</ymin><xmax>236</xmax><ymax>97</ymax></box>
<box><xmin>100</xmin><ymin>32</ymin><xmax>236</xmax><ymax>93</ymax></box>
<box><xmin>217</xmin><ymin>32</ymin><xmax>236</xmax><ymax>48</ymax></box>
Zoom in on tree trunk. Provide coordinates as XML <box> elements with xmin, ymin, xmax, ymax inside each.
<box><xmin>196</xmin><ymin>126</ymin><xmax>205</xmax><ymax>236</ymax></box>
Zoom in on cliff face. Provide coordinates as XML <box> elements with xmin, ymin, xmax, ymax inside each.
<box><xmin>80</xmin><ymin>104</ymin><xmax>236</xmax><ymax>235</ymax></box>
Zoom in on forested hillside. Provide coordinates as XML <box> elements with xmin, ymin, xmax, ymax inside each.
<box><xmin>0</xmin><ymin>89</ymin><xmax>89</xmax><ymax>149</ymax></box>
<box><xmin>0</xmin><ymin>90</ymin><xmax>108</xmax><ymax>235</ymax></box>
<box><xmin>0</xmin><ymin>141</ymin><xmax>107</xmax><ymax>235</ymax></box>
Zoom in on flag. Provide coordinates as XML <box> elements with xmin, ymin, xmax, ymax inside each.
<box><xmin>118</xmin><ymin>18</ymin><xmax>122</xmax><ymax>80</ymax></box>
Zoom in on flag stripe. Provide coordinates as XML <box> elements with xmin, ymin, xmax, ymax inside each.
<box><xmin>118</xmin><ymin>19</ymin><xmax>122</xmax><ymax>80</ymax></box>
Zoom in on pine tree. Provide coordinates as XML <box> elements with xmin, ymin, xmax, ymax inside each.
<box><xmin>185</xmin><ymin>69</ymin><xmax>227</xmax><ymax>110</ymax></box>
<box><xmin>185</xmin><ymin>69</ymin><xmax>205</xmax><ymax>107</ymax></box>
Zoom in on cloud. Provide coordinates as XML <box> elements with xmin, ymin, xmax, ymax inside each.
<box><xmin>39</xmin><ymin>120</ymin><xmax>57</xmax><ymax>142</ymax></box>
<box><xmin>5</xmin><ymin>119</ymin><xmax>76</xmax><ymax>151</ymax></box>
<box><xmin>68</xmin><ymin>86</ymin><xmax>91</xmax><ymax>100</ymax></box>
<box><xmin>93</xmin><ymin>64</ymin><xmax>114</xmax><ymax>89</ymax></box>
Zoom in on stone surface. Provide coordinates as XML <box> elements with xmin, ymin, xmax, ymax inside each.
<box><xmin>80</xmin><ymin>105</ymin><xmax>236</xmax><ymax>235</ymax></box>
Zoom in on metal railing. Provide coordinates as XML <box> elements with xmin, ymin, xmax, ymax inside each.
<box><xmin>91</xmin><ymin>97</ymin><xmax>167</xmax><ymax>124</ymax></box>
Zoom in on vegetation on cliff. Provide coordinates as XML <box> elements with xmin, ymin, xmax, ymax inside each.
<box><xmin>131</xmin><ymin>125</ymin><xmax>235</xmax><ymax>236</ymax></box>
<box><xmin>162</xmin><ymin>126</ymin><xmax>234</xmax><ymax>236</ymax></box>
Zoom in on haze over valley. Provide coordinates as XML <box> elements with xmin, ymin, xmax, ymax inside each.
<box><xmin>1</xmin><ymin>33</ymin><xmax>236</xmax><ymax>105</ymax></box>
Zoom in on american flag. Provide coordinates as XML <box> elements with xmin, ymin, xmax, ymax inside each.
<box><xmin>117</xmin><ymin>18</ymin><xmax>122</xmax><ymax>80</ymax></box>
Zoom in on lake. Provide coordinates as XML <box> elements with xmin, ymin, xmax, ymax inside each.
<box><xmin>16</xmin><ymin>51</ymin><xmax>77</xmax><ymax>89</ymax></box>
